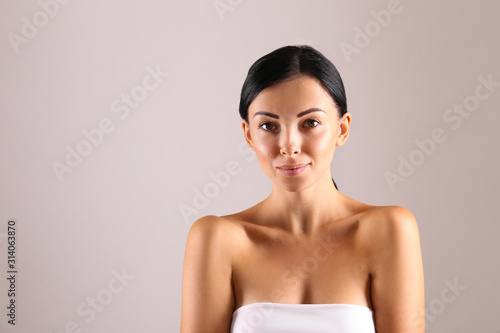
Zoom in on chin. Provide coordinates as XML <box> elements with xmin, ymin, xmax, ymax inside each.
<box><xmin>274</xmin><ymin>176</ymin><xmax>315</xmax><ymax>193</ymax></box>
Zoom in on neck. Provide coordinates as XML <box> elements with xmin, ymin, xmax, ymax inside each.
<box><xmin>262</xmin><ymin>171</ymin><xmax>346</xmax><ymax>235</ymax></box>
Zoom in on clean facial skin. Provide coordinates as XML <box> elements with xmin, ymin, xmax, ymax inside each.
<box><xmin>181</xmin><ymin>75</ymin><xmax>425</xmax><ymax>333</ymax></box>
<box><xmin>243</xmin><ymin>74</ymin><xmax>349</xmax><ymax>194</ymax></box>
<box><xmin>240</xmin><ymin>75</ymin><xmax>353</xmax><ymax>234</ymax></box>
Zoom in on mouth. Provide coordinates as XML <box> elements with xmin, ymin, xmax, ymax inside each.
<box><xmin>276</xmin><ymin>163</ymin><xmax>310</xmax><ymax>177</ymax></box>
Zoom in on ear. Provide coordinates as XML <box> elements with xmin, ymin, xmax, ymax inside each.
<box><xmin>242</xmin><ymin>119</ymin><xmax>255</xmax><ymax>151</ymax></box>
<box><xmin>335</xmin><ymin>112</ymin><xmax>351</xmax><ymax>147</ymax></box>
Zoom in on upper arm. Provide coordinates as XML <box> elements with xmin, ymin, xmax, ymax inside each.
<box><xmin>181</xmin><ymin>216</ymin><xmax>235</xmax><ymax>333</ymax></box>
<box><xmin>369</xmin><ymin>206</ymin><xmax>425</xmax><ymax>333</ymax></box>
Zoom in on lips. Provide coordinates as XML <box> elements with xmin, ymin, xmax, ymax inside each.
<box><xmin>276</xmin><ymin>163</ymin><xmax>309</xmax><ymax>176</ymax></box>
<box><xmin>278</xmin><ymin>163</ymin><xmax>309</xmax><ymax>169</ymax></box>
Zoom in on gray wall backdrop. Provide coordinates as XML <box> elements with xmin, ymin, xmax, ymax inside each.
<box><xmin>1</xmin><ymin>0</ymin><xmax>499</xmax><ymax>332</ymax></box>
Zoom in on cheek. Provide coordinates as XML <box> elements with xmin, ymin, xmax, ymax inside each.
<box><xmin>253</xmin><ymin>136</ymin><xmax>278</xmax><ymax>164</ymax></box>
<box><xmin>305</xmin><ymin>130</ymin><xmax>336</xmax><ymax>158</ymax></box>
<box><xmin>250</xmin><ymin>127</ymin><xmax>336</xmax><ymax>165</ymax></box>
<box><xmin>253</xmin><ymin>142</ymin><xmax>279</xmax><ymax>180</ymax></box>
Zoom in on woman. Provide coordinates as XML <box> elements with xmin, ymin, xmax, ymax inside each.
<box><xmin>181</xmin><ymin>45</ymin><xmax>425</xmax><ymax>332</ymax></box>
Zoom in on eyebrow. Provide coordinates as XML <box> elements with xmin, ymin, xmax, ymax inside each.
<box><xmin>252</xmin><ymin>108</ymin><xmax>325</xmax><ymax>119</ymax></box>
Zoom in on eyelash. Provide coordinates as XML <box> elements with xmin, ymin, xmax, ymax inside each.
<box><xmin>258</xmin><ymin>119</ymin><xmax>320</xmax><ymax>131</ymax></box>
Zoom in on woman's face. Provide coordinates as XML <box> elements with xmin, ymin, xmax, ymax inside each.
<box><xmin>242</xmin><ymin>75</ymin><xmax>351</xmax><ymax>192</ymax></box>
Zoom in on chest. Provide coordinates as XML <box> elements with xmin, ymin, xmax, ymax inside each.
<box><xmin>231</xmin><ymin>229</ymin><xmax>371</xmax><ymax>307</ymax></box>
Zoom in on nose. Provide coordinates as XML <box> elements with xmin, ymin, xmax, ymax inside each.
<box><xmin>279</xmin><ymin>129</ymin><xmax>301</xmax><ymax>157</ymax></box>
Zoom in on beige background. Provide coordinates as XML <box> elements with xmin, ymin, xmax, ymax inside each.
<box><xmin>1</xmin><ymin>0</ymin><xmax>499</xmax><ymax>332</ymax></box>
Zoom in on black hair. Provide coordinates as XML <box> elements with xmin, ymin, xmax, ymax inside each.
<box><xmin>238</xmin><ymin>45</ymin><xmax>347</xmax><ymax>191</ymax></box>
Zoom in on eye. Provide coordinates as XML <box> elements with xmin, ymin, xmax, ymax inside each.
<box><xmin>259</xmin><ymin>122</ymin><xmax>277</xmax><ymax>131</ymax></box>
<box><xmin>303</xmin><ymin>119</ymin><xmax>320</xmax><ymax>128</ymax></box>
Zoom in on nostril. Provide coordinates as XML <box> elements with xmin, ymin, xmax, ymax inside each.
<box><xmin>280</xmin><ymin>146</ymin><xmax>301</xmax><ymax>156</ymax></box>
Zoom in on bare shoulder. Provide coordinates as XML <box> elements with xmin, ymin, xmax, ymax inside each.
<box><xmin>182</xmin><ymin>215</ymin><xmax>245</xmax><ymax>332</ymax></box>
<box><xmin>357</xmin><ymin>205</ymin><xmax>425</xmax><ymax>331</ymax></box>
<box><xmin>358</xmin><ymin>205</ymin><xmax>419</xmax><ymax>237</ymax></box>
<box><xmin>185</xmin><ymin>214</ymin><xmax>249</xmax><ymax>257</ymax></box>
<box><xmin>352</xmin><ymin>205</ymin><xmax>420</xmax><ymax>257</ymax></box>
<box><xmin>187</xmin><ymin>214</ymin><xmax>243</xmax><ymax>248</ymax></box>
<box><xmin>187</xmin><ymin>214</ymin><xmax>232</xmax><ymax>238</ymax></box>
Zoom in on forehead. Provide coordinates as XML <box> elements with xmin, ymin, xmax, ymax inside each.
<box><xmin>248</xmin><ymin>75</ymin><xmax>337</xmax><ymax>118</ymax></box>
